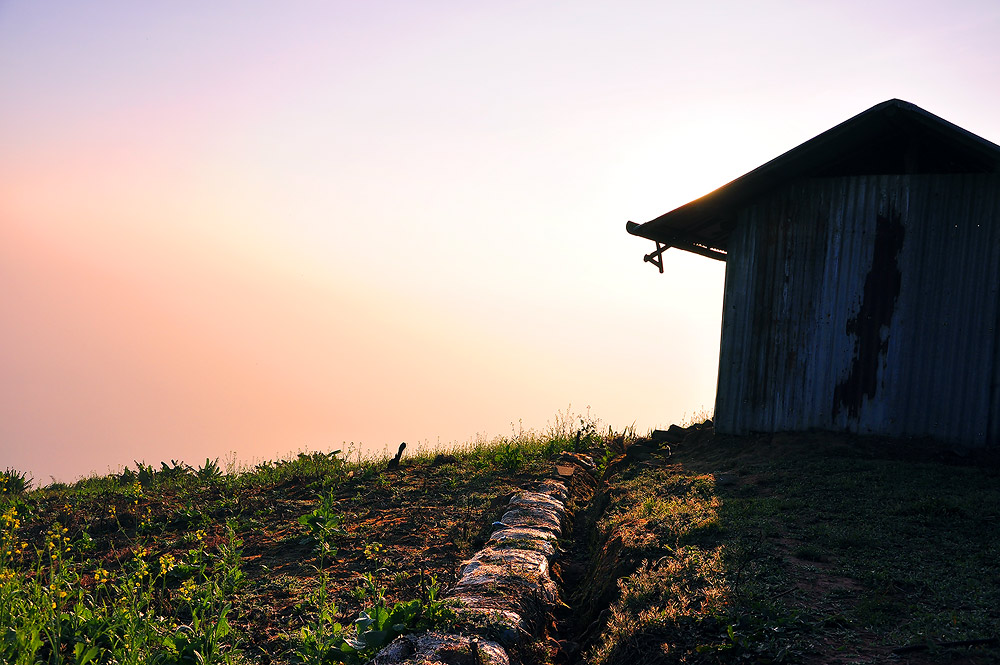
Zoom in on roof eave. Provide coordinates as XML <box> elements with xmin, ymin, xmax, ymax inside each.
<box><xmin>626</xmin><ymin>99</ymin><xmax>1000</xmax><ymax>254</ymax></box>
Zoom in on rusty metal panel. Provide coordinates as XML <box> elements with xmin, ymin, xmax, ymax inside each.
<box><xmin>715</xmin><ymin>174</ymin><xmax>1000</xmax><ymax>446</ymax></box>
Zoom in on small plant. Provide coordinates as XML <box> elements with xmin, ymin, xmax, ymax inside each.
<box><xmin>159</xmin><ymin>459</ymin><xmax>193</xmax><ymax>481</ymax></box>
<box><xmin>363</xmin><ymin>541</ymin><xmax>385</xmax><ymax>569</ymax></box>
<box><xmin>698</xmin><ymin>609</ymin><xmax>808</xmax><ymax>662</ymax></box>
<box><xmin>297</xmin><ymin>572</ymin><xmax>456</xmax><ymax>664</ymax></box>
<box><xmin>160</xmin><ymin>605</ymin><xmax>233</xmax><ymax>664</ymax></box>
<box><xmin>0</xmin><ymin>468</ymin><xmax>32</xmax><ymax>496</ymax></box>
<box><xmin>132</xmin><ymin>461</ymin><xmax>157</xmax><ymax>489</ymax></box>
<box><xmin>296</xmin><ymin>574</ymin><xmax>351</xmax><ymax>665</ymax></box>
<box><xmin>597</xmin><ymin>445</ymin><xmax>616</xmax><ymax>474</ymax></box>
<box><xmin>215</xmin><ymin>521</ymin><xmax>247</xmax><ymax>596</ymax></box>
<box><xmin>349</xmin><ymin>574</ymin><xmax>456</xmax><ymax>659</ymax></box>
<box><xmin>494</xmin><ymin>441</ymin><xmax>525</xmax><ymax>471</ymax></box>
<box><xmin>277</xmin><ymin>450</ymin><xmax>346</xmax><ymax>484</ymax></box>
<box><xmin>196</xmin><ymin>458</ymin><xmax>223</xmax><ymax>484</ymax></box>
<box><xmin>573</xmin><ymin>409</ymin><xmax>598</xmax><ymax>452</ymax></box>
<box><xmin>299</xmin><ymin>490</ymin><xmax>347</xmax><ymax>557</ymax></box>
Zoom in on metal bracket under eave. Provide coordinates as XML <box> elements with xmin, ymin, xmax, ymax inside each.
<box><xmin>643</xmin><ymin>241</ymin><xmax>669</xmax><ymax>273</ymax></box>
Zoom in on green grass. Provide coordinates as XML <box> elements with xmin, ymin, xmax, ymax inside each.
<box><xmin>584</xmin><ymin>430</ymin><xmax>1000</xmax><ymax>664</ymax></box>
<box><xmin>0</xmin><ymin>505</ymin><xmax>244</xmax><ymax>664</ymax></box>
<box><xmin>0</xmin><ymin>409</ymin><xmax>603</xmax><ymax>664</ymax></box>
<box><xmin>6</xmin><ymin>416</ymin><xmax>998</xmax><ymax>664</ymax></box>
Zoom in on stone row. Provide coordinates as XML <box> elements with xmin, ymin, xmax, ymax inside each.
<box><xmin>373</xmin><ymin>460</ymin><xmax>591</xmax><ymax>665</ymax></box>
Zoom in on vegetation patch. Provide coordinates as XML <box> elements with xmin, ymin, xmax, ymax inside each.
<box><xmin>0</xmin><ymin>407</ymin><xmax>607</xmax><ymax>664</ymax></box>
<box><xmin>580</xmin><ymin>427</ymin><xmax>1000</xmax><ymax>664</ymax></box>
<box><xmin>4</xmin><ymin>412</ymin><xmax>998</xmax><ymax>664</ymax></box>
<box><xmin>0</xmin><ymin>415</ymin><xmax>596</xmax><ymax>665</ymax></box>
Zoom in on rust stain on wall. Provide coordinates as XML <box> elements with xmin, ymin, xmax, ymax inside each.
<box><xmin>832</xmin><ymin>206</ymin><xmax>906</xmax><ymax>418</ymax></box>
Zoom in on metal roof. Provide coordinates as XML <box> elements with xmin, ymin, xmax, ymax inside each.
<box><xmin>626</xmin><ymin>99</ymin><xmax>1000</xmax><ymax>260</ymax></box>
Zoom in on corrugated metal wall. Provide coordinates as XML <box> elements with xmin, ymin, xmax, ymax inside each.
<box><xmin>715</xmin><ymin>174</ymin><xmax>1000</xmax><ymax>446</ymax></box>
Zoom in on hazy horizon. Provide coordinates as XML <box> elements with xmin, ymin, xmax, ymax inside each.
<box><xmin>3</xmin><ymin>1</ymin><xmax>1000</xmax><ymax>483</ymax></box>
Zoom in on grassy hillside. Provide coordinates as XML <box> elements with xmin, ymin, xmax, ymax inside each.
<box><xmin>2</xmin><ymin>424</ymin><xmax>998</xmax><ymax>664</ymax></box>
<box><xmin>576</xmin><ymin>430</ymin><xmax>1000</xmax><ymax>665</ymax></box>
<box><xmin>0</xmin><ymin>432</ymin><xmax>571</xmax><ymax>664</ymax></box>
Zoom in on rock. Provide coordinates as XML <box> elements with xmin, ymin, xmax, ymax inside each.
<box><xmin>554</xmin><ymin>464</ymin><xmax>575</xmax><ymax>478</ymax></box>
<box><xmin>450</xmin><ymin>605</ymin><xmax>524</xmax><ymax>645</ymax></box>
<box><xmin>496</xmin><ymin>492</ymin><xmax>565</xmax><ymax>535</ymax></box>
<box><xmin>651</xmin><ymin>424</ymin><xmax>686</xmax><ymax>444</ymax></box>
<box><xmin>375</xmin><ymin>632</ymin><xmax>509</xmax><ymax>665</ymax></box>
<box><xmin>625</xmin><ymin>443</ymin><xmax>655</xmax><ymax>460</ymax></box>
<box><xmin>538</xmin><ymin>479</ymin><xmax>569</xmax><ymax>501</ymax></box>
<box><xmin>555</xmin><ymin>452</ymin><xmax>596</xmax><ymax>471</ymax></box>
<box><xmin>378</xmin><ymin>635</ymin><xmax>416</xmax><ymax>662</ymax></box>
<box><xmin>379</xmin><ymin>478</ymin><xmax>569</xmax><ymax>665</ymax></box>
<box><xmin>487</xmin><ymin>526</ymin><xmax>559</xmax><ymax>556</ymax></box>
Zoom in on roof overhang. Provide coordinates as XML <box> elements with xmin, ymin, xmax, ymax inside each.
<box><xmin>626</xmin><ymin>99</ymin><xmax>1000</xmax><ymax>263</ymax></box>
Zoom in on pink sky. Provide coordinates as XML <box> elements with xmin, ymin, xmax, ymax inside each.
<box><xmin>3</xmin><ymin>1</ymin><xmax>1000</xmax><ymax>482</ymax></box>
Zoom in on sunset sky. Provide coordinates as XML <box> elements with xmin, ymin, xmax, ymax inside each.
<box><xmin>3</xmin><ymin>1</ymin><xmax>1000</xmax><ymax>482</ymax></box>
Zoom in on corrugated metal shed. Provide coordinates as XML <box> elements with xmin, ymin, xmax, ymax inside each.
<box><xmin>627</xmin><ymin>100</ymin><xmax>1000</xmax><ymax>446</ymax></box>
